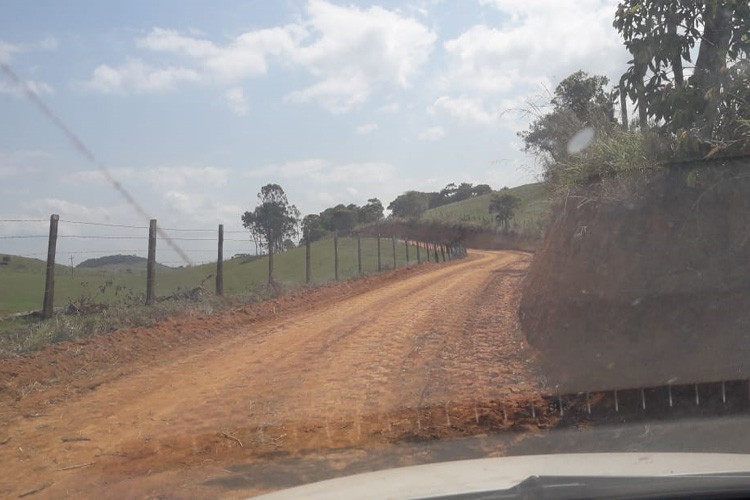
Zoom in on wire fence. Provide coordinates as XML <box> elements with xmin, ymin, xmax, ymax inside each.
<box><xmin>0</xmin><ymin>215</ymin><xmax>466</xmax><ymax>318</ymax></box>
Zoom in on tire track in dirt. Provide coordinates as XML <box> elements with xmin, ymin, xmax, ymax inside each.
<box><xmin>0</xmin><ymin>250</ymin><xmax>541</xmax><ymax>499</ymax></box>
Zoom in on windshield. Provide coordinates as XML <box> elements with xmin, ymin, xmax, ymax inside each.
<box><xmin>1</xmin><ymin>1</ymin><xmax>749</xmax><ymax>498</ymax></box>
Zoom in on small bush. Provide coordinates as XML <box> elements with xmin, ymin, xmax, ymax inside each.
<box><xmin>548</xmin><ymin>128</ymin><xmax>663</xmax><ymax>195</ymax></box>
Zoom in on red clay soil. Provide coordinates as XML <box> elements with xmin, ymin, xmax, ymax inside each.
<box><xmin>520</xmin><ymin>163</ymin><xmax>750</xmax><ymax>392</ymax></box>
<box><xmin>0</xmin><ymin>250</ymin><xmax>545</xmax><ymax>499</ymax></box>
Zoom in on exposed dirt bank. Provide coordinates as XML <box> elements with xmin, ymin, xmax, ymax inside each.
<box><xmin>520</xmin><ymin>159</ymin><xmax>750</xmax><ymax>392</ymax></box>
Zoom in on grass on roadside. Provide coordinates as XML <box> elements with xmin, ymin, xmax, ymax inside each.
<box><xmin>0</xmin><ymin>237</ymin><xmax>421</xmax><ymax>316</ymax></box>
<box><xmin>0</xmin><ymin>237</ymin><xmax>426</xmax><ymax>358</ymax></box>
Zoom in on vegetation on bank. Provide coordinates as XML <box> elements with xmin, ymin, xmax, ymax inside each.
<box><xmin>521</xmin><ymin>2</ymin><xmax>750</xmax><ymax>198</ymax></box>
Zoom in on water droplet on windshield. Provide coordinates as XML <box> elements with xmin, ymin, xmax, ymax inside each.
<box><xmin>567</xmin><ymin>127</ymin><xmax>595</xmax><ymax>154</ymax></box>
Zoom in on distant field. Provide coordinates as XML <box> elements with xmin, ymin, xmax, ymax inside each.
<box><xmin>0</xmin><ymin>237</ymin><xmax>421</xmax><ymax>316</ymax></box>
<box><xmin>421</xmin><ymin>182</ymin><xmax>550</xmax><ymax>235</ymax></box>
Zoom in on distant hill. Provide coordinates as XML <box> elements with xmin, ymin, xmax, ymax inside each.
<box><xmin>77</xmin><ymin>254</ymin><xmax>171</xmax><ymax>271</ymax></box>
<box><xmin>421</xmin><ymin>182</ymin><xmax>550</xmax><ymax>236</ymax></box>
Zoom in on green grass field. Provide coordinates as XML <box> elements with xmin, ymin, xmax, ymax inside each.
<box><xmin>0</xmin><ymin>237</ymin><xmax>423</xmax><ymax>315</ymax></box>
<box><xmin>421</xmin><ymin>182</ymin><xmax>550</xmax><ymax>235</ymax></box>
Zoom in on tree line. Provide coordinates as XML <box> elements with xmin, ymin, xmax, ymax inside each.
<box><xmin>240</xmin><ymin>180</ymin><xmax>510</xmax><ymax>257</ymax></box>
<box><xmin>387</xmin><ymin>182</ymin><xmax>492</xmax><ymax>219</ymax></box>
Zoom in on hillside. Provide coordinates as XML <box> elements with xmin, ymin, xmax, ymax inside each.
<box><xmin>421</xmin><ymin>182</ymin><xmax>550</xmax><ymax>236</ymax></box>
<box><xmin>0</xmin><ymin>236</ymin><xmax>420</xmax><ymax>315</ymax></box>
<box><xmin>78</xmin><ymin>254</ymin><xmax>171</xmax><ymax>271</ymax></box>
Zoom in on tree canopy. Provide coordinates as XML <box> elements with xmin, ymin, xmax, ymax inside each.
<box><xmin>388</xmin><ymin>183</ymin><xmax>494</xmax><ymax>219</ymax></box>
<box><xmin>387</xmin><ymin>191</ymin><xmax>431</xmax><ymax>218</ymax></box>
<box><xmin>614</xmin><ymin>0</ymin><xmax>750</xmax><ymax>153</ymax></box>
<box><xmin>301</xmin><ymin>214</ymin><xmax>328</xmax><ymax>244</ymax></box>
<box><xmin>300</xmin><ymin>198</ymin><xmax>385</xmax><ymax>244</ymax></box>
<box><xmin>319</xmin><ymin>204</ymin><xmax>360</xmax><ymax>234</ymax></box>
<box><xmin>520</xmin><ymin>70</ymin><xmax>616</xmax><ymax>168</ymax></box>
<box><xmin>241</xmin><ymin>184</ymin><xmax>300</xmax><ymax>254</ymax></box>
<box><xmin>489</xmin><ymin>193</ymin><xmax>520</xmax><ymax>229</ymax></box>
<box><xmin>359</xmin><ymin>198</ymin><xmax>385</xmax><ymax>224</ymax></box>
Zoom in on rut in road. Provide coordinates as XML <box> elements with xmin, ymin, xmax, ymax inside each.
<box><xmin>0</xmin><ymin>250</ymin><xmax>540</xmax><ymax>499</ymax></box>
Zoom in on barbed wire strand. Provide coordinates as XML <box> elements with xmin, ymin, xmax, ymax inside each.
<box><xmin>2</xmin><ymin>235</ymin><xmax>249</xmax><ymax>242</ymax></box>
<box><xmin>18</xmin><ymin>248</ymin><xmax>246</xmax><ymax>255</ymax></box>
<box><xmin>0</xmin><ymin>62</ymin><xmax>193</xmax><ymax>265</ymax></box>
<box><xmin>3</xmin><ymin>219</ymin><xmax>248</xmax><ymax>234</ymax></box>
<box><xmin>0</xmin><ymin>219</ymin><xmax>48</xmax><ymax>223</ymax></box>
<box><xmin>59</xmin><ymin>219</ymin><xmax>148</xmax><ymax>229</ymax></box>
<box><xmin>0</xmin><ymin>235</ymin><xmax>48</xmax><ymax>239</ymax></box>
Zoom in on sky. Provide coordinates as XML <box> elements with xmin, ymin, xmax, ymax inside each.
<box><xmin>0</xmin><ymin>0</ymin><xmax>629</xmax><ymax>264</ymax></box>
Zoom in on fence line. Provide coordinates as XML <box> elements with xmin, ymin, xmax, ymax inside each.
<box><xmin>1</xmin><ymin>214</ymin><xmax>467</xmax><ymax>317</ymax></box>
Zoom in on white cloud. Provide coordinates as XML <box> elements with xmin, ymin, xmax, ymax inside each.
<box><xmin>445</xmin><ymin>1</ymin><xmax>625</xmax><ymax>96</ymax></box>
<box><xmin>356</xmin><ymin>122</ymin><xmax>378</xmax><ymax>134</ymax></box>
<box><xmin>0</xmin><ymin>36</ymin><xmax>57</xmax><ymax>63</ymax></box>
<box><xmin>35</xmin><ymin>36</ymin><xmax>59</xmax><ymax>51</ymax></box>
<box><xmin>81</xmin><ymin>1</ymin><xmax>436</xmax><ymax>113</ymax></box>
<box><xmin>136</xmin><ymin>26</ymin><xmax>304</xmax><ymax>83</ymax></box>
<box><xmin>225</xmin><ymin>87</ymin><xmax>249</xmax><ymax>116</ymax></box>
<box><xmin>0</xmin><ymin>148</ymin><xmax>51</xmax><ymax>173</ymax></box>
<box><xmin>285</xmin><ymin>75</ymin><xmax>370</xmax><ymax>113</ymax></box>
<box><xmin>284</xmin><ymin>0</ymin><xmax>436</xmax><ymax>111</ymax></box>
<box><xmin>319</xmin><ymin>162</ymin><xmax>395</xmax><ymax>183</ymax></box>
<box><xmin>246</xmin><ymin>158</ymin><xmax>394</xmax><ymax>184</ymax></box>
<box><xmin>0</xmin><ymin>166</ymin><xmax>20</xmax><ymax>178</ymax></box>
<box><xmin>0</xmin><ymin>41</ymin><xmax>20</xmax><ymax>63</ymax></box>
<box><xmin>70</xmin><ymin>166</ymin><xmax>229</xmax><ymax>191</ymax></box>
<box><xmin>0</xmin><ymin>78</ymin><xmax>54</xmax><ymax>97</ymax></box>
<box><xmin>245</xmin><ymin>158</ymin><xmax>327</xmax><ymax>179</ymax></box>
<box><xmin>30</xmin><ymin>198</ymin><xmax>115</xmax><ymax>222</ymax></box>
<box><xmin>377</xmin><ymin>102</ymin><xmax>401</xmax><ymax>114</ymax></box>
<box><xmin>164</xmin><ymin>190</ymin><xmax>242</xmax><ymax>222</ymax></box>
<box><xmin>429</xmin><ymin>95</ymin><xmax>497</xmax><ymax>124</ymax></box>
<box><xmin>136</xmin><ymin>27</ymin><xmax>221</xmax><ymax>59</ymax></box>
<box><xmin>83</xmin><ymin>58</ymin><xmax>200</xmax><ymax>93</ymax></box>
<box><xmin>0</xmin><ymin>37</ymin><xmax>57</xmax><ymax>96</ymax></box>
<box><xmin>418</xmin><ymin>125</ymin><xmax>445</xmax><ymax>141</ymax></box>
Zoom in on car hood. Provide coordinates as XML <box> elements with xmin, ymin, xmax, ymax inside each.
<box><xmin>254</xmin><ymin>452</ymin><xmax>750</xmax><ymax>499</ymax></box>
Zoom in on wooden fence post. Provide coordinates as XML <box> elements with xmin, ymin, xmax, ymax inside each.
<box><xmin>377</xmin><ymin>235</ymin><xmax>382</xmax><ymax>272</ymax></box>
<box><xmin>334</xmin><ymin>231</ymin><xmax>339</xmax><ymax>281</ymax></box>
<box><xmin>416</xmin><ymin>241</ymin><xmax>421</xmax><ymax>263</ymax></box>
<box><xmin>42</xmin><ymin>214</ymin><xmax>59</xmax><ymax>318</ymax></box>
<box><xmin>305</xmin><ymin>237</ymin><xmax>311</xmax><ymax>284</ymax></box>
<box><xmin>405</xmin><ymin>239</ymin><xmax>409</xmax><ymax>264</ymax></box>
<box><xmin>146</xmin><ymin>219</ymin><xmax>157</xmax><ymax>305</ymax></box>
<box><xmin>357</xmin><ymin>235</ymin><xmax>362</xmax><ymax>275</ymax></box>
<box><xmin>391</xmin><ymin>235</ymin><xmax>397</xmax><ymax>269</ymax></box>
<box><xmin>216</xmin><ymin>224</ymin><xmax>224</xmax><ymax>296</ymax></box>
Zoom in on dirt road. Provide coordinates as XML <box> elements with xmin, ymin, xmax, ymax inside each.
<box><xmin>0</xmin><ymin>250</ymin><xmax>542</xmax><ymax>498</ymax></box>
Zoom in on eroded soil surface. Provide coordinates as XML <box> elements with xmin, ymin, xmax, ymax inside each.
<box><xmin>0</xmin><ymin>250</ymin><xmax>544</xmax><ymax>499</ymax></box>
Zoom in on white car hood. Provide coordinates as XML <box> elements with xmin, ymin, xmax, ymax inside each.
<box><xmin>254</xmin><ymin>452</ymin><xmax>750</xmax><ymax>499</ymax></box>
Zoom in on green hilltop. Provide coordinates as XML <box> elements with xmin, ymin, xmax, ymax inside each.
<box><xmin>421</xmin><ymin>182</ymin><xmax>550</xmax><ymax>236</ymax></box>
